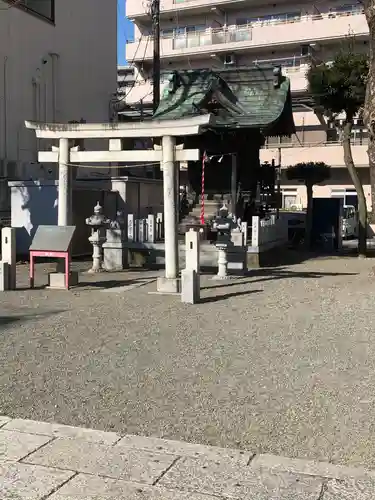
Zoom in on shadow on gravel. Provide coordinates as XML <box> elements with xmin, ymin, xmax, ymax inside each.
<box><xmin>202</xmin><ymin>269</ymin><xmax>358</xmax><ymax>291</ymax></box>
<box><xmin>74</xmin><ymin>277</ymin><xmax>158</xmax><ymax>290</ymax></box>
<box><xmin>200</xmin><ymin>289</ymin><xmax>262</xmax><ymax>303</ymax></box>
<box><xmin>74</xmin><ymin>279</ymin><xmax>136</xmax><ymax>290</ymax></box>
<box><xmin>0</xmin><ymin>310</ymin><xmax>66</xmax><ymax>328</ymax></box>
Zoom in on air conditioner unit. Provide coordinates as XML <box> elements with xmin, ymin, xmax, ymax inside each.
<box><xmin>224</xmin><ymin>54</ymin><xmax>236</xmax><ymax>66</ymax></box>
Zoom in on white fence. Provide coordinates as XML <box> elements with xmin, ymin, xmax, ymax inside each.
<box><xmin>251</xmin><ymin>214</ymin><xmax>288</xmax><ymax>250</ymax></box>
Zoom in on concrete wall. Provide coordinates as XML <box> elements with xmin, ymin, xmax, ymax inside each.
<box><xmin>111</xmin><ymin>177</ymin><xmax>164</xmax><ymax>216</ymax></box>
<box><xmin>251</xmin><ymin>214</ymin><xmax>288</xmax><ymax>250</ymax></box>
<box><xmin>10</xmin><ymin>177</ymin><xmax>164</xmax><ymax>255</ymax></box>
<box><xmin>9</xmin><ymin>180</ymin><xmax>118</xmax><ymax>255</ymax></box>
<box><xmin>0</xmin><ymin>0</ymin><xmax>117</xmax><ymax>185</ymax></box>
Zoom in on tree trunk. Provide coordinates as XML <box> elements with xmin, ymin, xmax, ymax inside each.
<box><xmin>369</xmin><ymin>160</ymin><xmax>375</xmax><ymax>224</ymax></box>
<box><xmin>364</xmin><ymin>1</ymin><xmax>375</xmax><ymax>223</ymax></box>
<box><xmin>343</xmin><ymin>120</ymin><xmax>367</xmax><ymax>257</ymax></box>
<box><xmin>305</xmin><ymin>181</ymin><xmax>313</xmax><ymax>250</ymax></box>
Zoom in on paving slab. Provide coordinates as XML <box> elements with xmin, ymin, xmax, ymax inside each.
<box><xmin>116</xmin><ymin>434</ymin><xmax>252</xmax><ymax>465</ymax></box>
<box><xmin>0</xmin><ymin>462</ymin><xmax>75</xmax><ymax>500</ymax></box>
<box><xmin>324</xmin><ymin>477</ymin><xmax>375</xmax><ymax>499</ymax></box>
<box><xmin>251</xmin><ymin>453</ymin><xmax>375</xmax><ymax>480</ymax></box>
<box><xmin>0</xmin><ymin>429</ymin><xmax>52</xmax><ymax>463</ymax></box>
<box><xmin>158</xmin><ymin>457</ymin><xmax>323</xmax><ymax>499</ymax></box>
<box><xmin>0</xmin><ymin>416</ymin><xmax>11</xmax><ymax>428</ymax></box>
<box><xmin>3</xmin><ymin>419</ymin><xmax>120</xmax><ymax>445</ymax></box>
<box><xmin>50</xmin><ymin>474</ymin><xmax>218</xmax><ymax>500</ymax></box>
<box><xmin>23</xmin><ymin>438</ymin><xmax>179</xmax><ymax>484</ymax></box>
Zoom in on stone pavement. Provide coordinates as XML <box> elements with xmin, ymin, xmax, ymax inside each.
<box><xmin>1</xmin><ymin>416</ymin><xmax>375</xmax><ymax>499</ymax></box>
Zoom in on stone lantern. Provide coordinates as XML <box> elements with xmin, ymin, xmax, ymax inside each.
<box><xmin>85</xmin><ymin>202</ymin><xmax>111</xmax><ymax>273</ymax></box>
<box><xmin>212</xmin><ymin>203</ymin><xmax>237</xmax><ymax>279</ymax></box>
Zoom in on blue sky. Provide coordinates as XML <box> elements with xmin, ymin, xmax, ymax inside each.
<box><xmin>117</xmin><ymin>0</ymin><xmax>134</xmax><ymax>65</ymax></box>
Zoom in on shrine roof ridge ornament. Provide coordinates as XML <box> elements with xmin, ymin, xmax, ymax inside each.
<box><xmin>25</xmin><ymin>115</ymin><xmax>216</xmax><ymax>139</ymax></box>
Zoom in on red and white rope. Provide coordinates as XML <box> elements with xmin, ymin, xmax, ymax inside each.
<box><xmin>200</xmin><ymin>152</ymin><xmax>207</xmax><ymax>225</ymax></box>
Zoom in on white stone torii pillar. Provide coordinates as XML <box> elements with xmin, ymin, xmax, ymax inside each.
<box><xmin>51</xmin><ymin>141</ymin><xmax>80</xmax><ymax>227</ymax></box>
<box><xmin>157</xmin><ymin>136</ymin><xmax>179</xmax><ymax>292</ymax></box>
<box><xmin>57</xmin><ymin>138</ymin><xmax>69</xmax><ymax>226</ymax></box>
<box><xmin>25</xmin><ymin>116</ymin><xmax>215</xmax><ymax>294</ymax></box>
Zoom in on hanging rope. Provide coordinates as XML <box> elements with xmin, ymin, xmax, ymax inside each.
<box><xmin>200</xmin><ymin>151</ymin><xmax>207</xmax><ymax>225</ymax></box>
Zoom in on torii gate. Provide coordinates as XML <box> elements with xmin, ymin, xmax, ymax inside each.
<box><xmin>25</xmin><ymin>115</ymin><xmax>214</xmax><ymax>293</ymax></box>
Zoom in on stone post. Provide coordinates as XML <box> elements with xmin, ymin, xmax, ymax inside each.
<box><xmin>231</xmin><ymin>153</ymin><xmax>237</xmax><ymax>216</ymax></box>
<box><xmin>216</xmin><ymin>243</ymin><xmax>229</xmax><ymax>279</ymax></box>
<box><xmin>157</xmin><ymin>135</ymin><xmax>180</xmax><ymax>293</ymax></box>
<box><xmin>1</xmin><ymin>227</ymin><xmax>16</xmax><ymax>289</ymax></box>
<box><xmin>185</xmin><ymin>228</ymin><xmax>200</xmax><ymax>297</ymax></box>
<box><xmin>138</xmin><ymin>218</ymin><xmax>146</xmax><ymax>242</ymax></box>
<box><xmin>156</xmin><ymin>212</ymin><xmax>163</xmax><ymax>240</ymax></box>
<box><xmin>147</xmin><ymin>214</ymin><xmax>156</xmax><ymax>243</ymax></box>
<box><xmin>241</xmin><ymin>222</ymin><xmax>248</xmax><ymax>245</ymax></box>
<box><xmin>252</xmin><ymin>216</ymin><xmax>260</xmax><ymax>247</ymax></box>
<box><xmin>127</xmin><ymin>214</ymin><xmax>135</xmax><ymax>242</ymax></box>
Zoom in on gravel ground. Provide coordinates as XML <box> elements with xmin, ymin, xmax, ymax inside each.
<box><xmin>2</xmin><ymin>257</ymin><xmax>375</xmax><ymax>468</ymax></box>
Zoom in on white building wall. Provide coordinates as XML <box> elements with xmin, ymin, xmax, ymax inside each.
<box><xmin>0</xmin><ymin>0</ymin><xmax>117</xmax><ymax>179</ymax></box>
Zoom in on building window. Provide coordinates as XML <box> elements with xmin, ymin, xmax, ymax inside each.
<box><xmin>282</xmin><ymin>190</ymin><xmax>298</xmax><ymax>209</ymax></box>
<box><xmin>5</xmin><ymin>0</ymin><xmax>54</xmax><ymax>22</ymax></box>
<box><xmin>331</xmin><ymin>189</ymin><xmax>358</xmax><ymax>207</ymax></box>
<box><xmin>335</xmin><ymin>4</ymin><xmax>363</xmax><ymax>16</ymax></box>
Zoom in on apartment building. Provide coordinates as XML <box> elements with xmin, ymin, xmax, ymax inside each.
<box><xmin>0</xmin><ymin>0</ymin><xmax>117</xmax><ymax>190</ymax></box>
<box><xmin>117</xmin><ymin>65</ymin><xmax>136</xmax><ymax>97</ymax></box>
<box><xmin>125</xmin><ymin>0</ymin><xmax>370</xmax><ymax>209</ymax></box>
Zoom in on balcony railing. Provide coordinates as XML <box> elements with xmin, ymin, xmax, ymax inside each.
<box><xmin>172</xmin><ymin>0</ymin><xmax>364</xmax><ymax>24</ymax></box>
<box><xmin>263</xmin><ymin>138</ymin><xmax>368</xmax><ymax>148</ymax></box>
<box><xmin>260</xmin><ymin>141</ymin><xmax>369</xmax><ymax>167</ymax></box>
<box><xmin>170</xmin><ymin>25</ymin><xmax>252</xmax><ymax>49</ymax></box>
<box><xmin>129</xmin><ymin>6</ymin><xmax>365</xmax><ymax>49</ymax></box>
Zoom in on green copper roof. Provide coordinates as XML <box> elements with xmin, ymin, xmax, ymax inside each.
<box><xmin>153</xmin><ymin>66</ymin><xmax>295</xmax><ymax>136</ymax></box>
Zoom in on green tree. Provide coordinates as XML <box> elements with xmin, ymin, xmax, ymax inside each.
<box><xmin>286</xmin><ymin>162</ymin><xmax>331</xmax><ymax>250</ymax></box>
<box><xmin>307</xmin><ymin>48</ymin><xmax>368</xmax><ymax>256</ymax></box>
